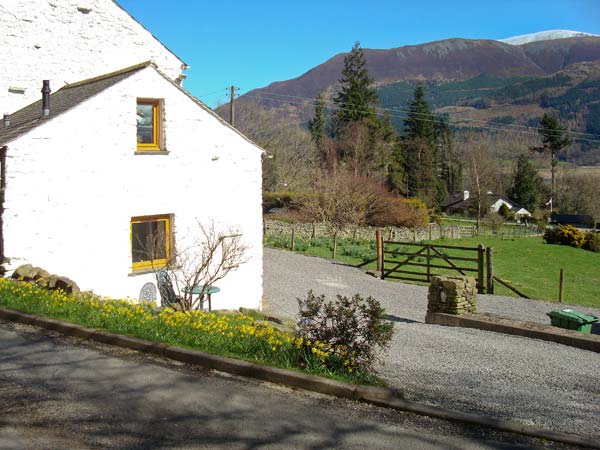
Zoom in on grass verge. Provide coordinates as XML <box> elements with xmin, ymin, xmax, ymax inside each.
<box><xmin>0</xmin><ymin>279</ymin><xmax>381</xmax><ymax>386</ymax></box>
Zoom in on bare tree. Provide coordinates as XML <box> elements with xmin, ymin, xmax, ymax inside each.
<box><xmin>464</xmin><ymin>144</ymin><xmax>500</xmax><ymax>230</ymax></box>
<box><xmin>146</xmin><ymin>222</ymin><xmax>247</xmax><ymax>311</ymax></box>
<box><xmin>559</xmin><ymin>172</ymin><xmax>600</xmax><ymax>230</ymax></box>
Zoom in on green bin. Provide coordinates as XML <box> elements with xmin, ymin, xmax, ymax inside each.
<box><xmin>547</xmin><ymin>309</ymin><xmax>599</xmax><ymax>334</ymax></box>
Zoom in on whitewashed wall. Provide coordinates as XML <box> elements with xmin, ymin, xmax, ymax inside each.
<box><xmin>0</xmin><ymin>0</ymin><xmax>186</xmax><ymax>114</ymax></box>
<box><xmin>3</xmin><ymin>67</ymin><xmax>263</xmax><ymax>311</ymax></box>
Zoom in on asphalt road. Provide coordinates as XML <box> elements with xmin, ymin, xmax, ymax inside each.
<box><xmin>0</xmin><ymin>321</ymin><xmax>563</xmax><ymax>450</ymax></box>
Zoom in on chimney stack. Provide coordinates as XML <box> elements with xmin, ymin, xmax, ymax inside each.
<box><xmin>41</xmin><ymin>80</ymin><xmax>51</xmax><ymax>117</ymax></box>
<box><xmin>2</xmin><ymin>114</ymin><xmax>9</xmax><ymax>128</ymax></box>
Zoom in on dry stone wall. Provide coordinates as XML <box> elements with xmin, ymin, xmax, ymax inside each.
<box><xmin>265</xmin><ymin>220</ymin><xmax>470</xmax><ymax>242</ymax></box>
<box><xmin>427</xmin><ymin>276</ymin><xmax>477</xmax><ymax>315</ymax></box>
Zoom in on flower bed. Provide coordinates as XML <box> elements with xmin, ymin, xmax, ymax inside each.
<box><xmin>0</xmin><ymin>279</ymin><xmax>380</xmax><ymax>385</ymax></box>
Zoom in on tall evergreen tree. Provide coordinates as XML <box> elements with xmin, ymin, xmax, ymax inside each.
<box><xmin>333</xmin><ymin>42</ymin><xmax>379</xmax><ymax>130</ymax></box>
<box><xmin>308</xmin><ymin>93</ymin><xmax>326</xmax><ymax>147</ymax></box>
<box><xmin>401</xmin><ymin>84</ymin><xmax>445</xmax><ymax>204</ymax></box>
<box><xmin>435</xmin><ymin>117</ymin><xmax>462</xmax><ymax>196</ymax></box>
<box><xmin>535</xmin><ymin>113</ymin><xmax>571</xmax><ymax>202</ymax></box>
<box><xmin>508</xmin><ymin>154</ymin><xmax>546</xmax><ymax>211</ymax></box>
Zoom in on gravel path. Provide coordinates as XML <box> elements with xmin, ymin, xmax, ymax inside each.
<box><xmin>263</xmin><ymin>248</ymin><xmax>600</xmax><ymax>440</ymax></box>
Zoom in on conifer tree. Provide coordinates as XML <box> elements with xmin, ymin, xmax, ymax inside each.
<box><xmin>435</xmin><ymin>117</ymin><xmax>462</xmax><ymax>197</ymax></box>
<box><xmin>508</xmin><ymin>154</ymin><xmax>545</xmax><ymax>211</ymax></box>
<box><xmin>402</xmin><ymin>84</ymin><xmax>442</xmax><ymax>204</ymax></box>
<box><xmin>333</xmin><ymin>42</ymin><xmax>378</xmax><ymax>130</ymax></box>
<box><xmin>535</xmin><ymin>113</ymin><xmax>571</xmax><ymax>201</ymax></box>
<box><xmin>308</xmin><ymin>93</ymin><xmax>326</xmax><ymax>147</ymax></box>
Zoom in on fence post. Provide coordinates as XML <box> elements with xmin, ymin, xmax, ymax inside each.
<box><xmin>477</xmin><ymin>243</ymin><xmax>485</xmax><ymax>294</ymax></box>
<box><xmin>378</xmin><ymin>230</ymin><xmax>385</xmax><ymax>279</ymax></box>
<box><xmin>290</xmin><ymin>225</ymin><xmax>295</xmax><ymax>251</ymax></box>
<box><xmin>426</xmin><ymin>244</ymin><xmax>431</xmax><ymax>282</ymax></box>
<box><xmin>428</xmin><ymin>224</ymin><xmax>432</xmax><ymax>241</ymax></box>
<box><xmin>559</xmin><ymin>269</ymin><xmax>564</xmax><ymax>303</ymax></box>
<box><xmin>486</xmin><ymin>247</ymin><xmax>494</xmax><ymax>295</ymax></box>
<box><xmin>376</xmin><ymin>229</ymin><xmax>382</xmax><ymax>273</ymax></box>
<box><xmin>332</xmin><ymin>231</ymin><xmax>338</xmax><ymax>260</ymax></box>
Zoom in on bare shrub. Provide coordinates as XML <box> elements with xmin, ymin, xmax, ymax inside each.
<box><xmin>150</xmin><ymin>222</ymin><xmax>248</xmax><ymax>311</ymax></box>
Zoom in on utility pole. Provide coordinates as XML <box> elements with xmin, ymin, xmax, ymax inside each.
<box><xmin>227</xmin><ymin>86</ymin><xmax>239</xmax><ymax>127</ymax></box>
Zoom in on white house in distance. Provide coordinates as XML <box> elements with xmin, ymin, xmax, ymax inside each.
<box><xmin>442</xmin><ymin>191</ymin><xmax>532</xmax><ymax>220</ymax></box>
<box><xmin>0</xmin><ymin>1</ymin><xmax>264</xmax><ymax>310</ymax></box>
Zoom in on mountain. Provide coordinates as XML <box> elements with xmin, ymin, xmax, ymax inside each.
<box><xmin>239</xmin><ymin>35</ymin><xmax>600</xmax><ymax>110</ymax></box>
<box><xmin>224</xmin><ymin>32</ymin><xmax>600</xmax><ymax>164</ymax></box>
<box><xmin>499</xmin><ymin>30</ymin><xmax>599</xmax><ymax>45</ymax></box>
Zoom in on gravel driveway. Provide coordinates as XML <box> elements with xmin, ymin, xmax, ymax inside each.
<box><xmin>263</xmin><ymin>248</ymin><xmax>600</xmax><ymax>440</ymax></box>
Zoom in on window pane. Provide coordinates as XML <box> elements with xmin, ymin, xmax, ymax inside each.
<box><xmin>131</xmin><ymin>220</ymin><xmax>167</xmax><ymax>263</ymax></box>
<box><xmin>136</xmin><ymin>103</ymin><xmax>155</xmax><ymax>144</ymax></box>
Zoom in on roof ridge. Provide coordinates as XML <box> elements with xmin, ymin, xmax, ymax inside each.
<box><xmin>61</xmin><ymin>61</ymin><xmax>154</xmax><ymax>90</ymax></box>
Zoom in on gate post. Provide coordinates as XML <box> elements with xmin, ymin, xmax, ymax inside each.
<box><xmin>376</xmin><ymin>229</ymin><xmax>382</xmax><ymax>273</ymax></box>
<box><xmin>377</xmin><ymin>230</ymin><xmax>385</xmax><ymax>279</ymax></box>
<box><xmin>486</xmin><ymin>247</ymin><xmax>494</xmax><ymax>294</ymax></box>
<box><xmin>477</xmin><ymin>243</ymin><xmax>485</xmax><ymax>294</ymax></box>
<box><xmin>426</xmin><ymin>244</ymin><xmax>431</xmax><ymax>282</ymax></box>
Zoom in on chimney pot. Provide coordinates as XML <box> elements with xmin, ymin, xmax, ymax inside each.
<box><xmin>41</xmin><ymin>80</ymin><xmax>51</xmax><ymax>117</ymax></box>
<box><xmin>3</xmin><ymin>114</ymin><xmax>9</xmax><ymax>128</ymax></box>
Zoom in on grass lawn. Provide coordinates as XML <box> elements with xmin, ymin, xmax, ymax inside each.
<box><xmin>431</xmin><ymin>236</ymin><xmax>600</xmax><ymax>307</ymax></box>
<box><xmin>265</xmin><ymin>233</ymin><xmax>600</xmax><ymax>308</ymax></box>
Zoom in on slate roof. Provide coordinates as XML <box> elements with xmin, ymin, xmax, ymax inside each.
<box><xmin>0</xmin><ymin>61</ymin><xmax>264</xmax><ymax>153</ymax></box>
<box><xmin>0</xmin><ymin>62</ymin><xmax>151</xmax><ymax>147</ymax></box>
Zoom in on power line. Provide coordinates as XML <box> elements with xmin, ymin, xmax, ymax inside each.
<box><xmin>242</xmin><ymin>89</ymin><xmax>600</xmax><ymax>140</ymax></box>
<box><xmin>242</xmin><ymin>92</ymin><xmax>600</xmax><ymax>144</ymax></box>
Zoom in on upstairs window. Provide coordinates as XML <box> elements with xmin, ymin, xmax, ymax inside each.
<box><xmin>131</xmin><ymin>215</ymin><xmax>171</xmax><ymax>271</ymax></box>
<box><xmin>136</xmin><ymin>99</ymin><xmax>162</xmax><ymax>150</ymax></box>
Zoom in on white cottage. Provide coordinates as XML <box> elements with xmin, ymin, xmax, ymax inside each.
<box><xmin>1</xmin><ymin>0</ymin><xmax>188</xmax><ymax>114</ymax></box>
<box><xmin>0</xmin><ymin>62</ymin><xmax>263</xmax><ymax>310</ymax></box>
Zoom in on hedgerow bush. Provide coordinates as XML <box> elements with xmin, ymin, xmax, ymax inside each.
<box><xmin>542</xmin><ymin>225</ymin><xmax>599</xmax><ymax>252</ymax></box>
<box><xmin>583</xmin><ymin>232</ymin><xmax>600</xmax><ymax>252</ymax></box>
<box><xmin>296</xmin><ymin>291</ymin><xmax>394</xmax><ymax>372</ymax></box>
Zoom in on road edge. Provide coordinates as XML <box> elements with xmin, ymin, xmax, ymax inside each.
<box><xmin>0</xmin><ymin>306</ymin><xmax>597</xmax><ymax>449</ymax></box>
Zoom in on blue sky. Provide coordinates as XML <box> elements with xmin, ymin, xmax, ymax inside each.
<box><xmin>117</xmin><ymin>0</ymin><xmax>600</xmax><ymax>108</ymax></box>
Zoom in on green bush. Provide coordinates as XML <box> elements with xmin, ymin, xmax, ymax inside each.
<box><xmin>583</xmin><ymin>232</ymin><xmax>600</xmax><ymax>253</ymax></box>
<box><xmin>296</xmin><ymin>291</ymin><xmax>394</xmax><ymax>372</ymax></box>
<box><xmin>498</xmin><ymin>203</ymin><xmax>515</xmax><ymax>221</ymax></box>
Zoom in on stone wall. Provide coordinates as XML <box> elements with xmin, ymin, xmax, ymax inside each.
<box><xmin>264</xmin><ymin>219</ymin><xmax>541</xmax><ymax>242</ymax></box>
<box><xmin>265</xmin><ymin>220</ymin><xmax>475</xmax><ymax>242</ymax></box>
<box><xmin>427</xmin><ymin>276</ymin><xmax>477</xmax><ymax>315</ymax></box>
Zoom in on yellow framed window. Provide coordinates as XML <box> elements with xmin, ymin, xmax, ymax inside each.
<box><xmin>136</xmin><ymin>99</ymin><xmax>161</xmax><ymax>150</ymax></box>
<box><xmin>130</xmin><ymin>215</ymin><xmax>171</xmax><ymax>271</ymax></box>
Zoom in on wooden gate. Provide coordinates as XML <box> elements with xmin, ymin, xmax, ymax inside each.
<box><xmin>377</xmin><ymin>234</ymin><xmax>486</xmax><ymax>294</ymax></box>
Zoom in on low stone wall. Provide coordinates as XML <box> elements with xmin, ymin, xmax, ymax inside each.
<box><xmin>265</xmin><ymin>220</ymin><xmax>449</xmax><ymax>242</ymax></box>
<box><xmin>427</xmin><ymin>276</ymin><xmax>477</xmax><ymax>315</ymax></box>
<box><xmin>264</xmin><ymin>219</ymin><xmax>541</xmax><ymax>243</ymax></box>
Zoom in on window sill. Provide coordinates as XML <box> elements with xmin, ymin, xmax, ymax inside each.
<box><xmin>128</xmin><ymin>268</ymin><xmax>161</xmax><ymax>277</ymax></box>
<box><xmin>134</xmin><ymin>150</ymin><xmax>169</xmax><ymax>156</ymax></box>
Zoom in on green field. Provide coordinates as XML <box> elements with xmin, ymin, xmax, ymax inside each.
<box><xmin>264</xmin><ymin>234</ymin><xmax>600</xmax><ymax>308</ymax></box>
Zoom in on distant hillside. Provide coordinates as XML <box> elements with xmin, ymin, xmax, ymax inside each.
<box><xmin>222</xmin><ymin>33</ymin><xmax>600</xmax><ymax>164</ymax></box>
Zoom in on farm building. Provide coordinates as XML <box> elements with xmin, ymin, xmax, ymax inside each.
<box><xmin>0</xmin><ymin>1</ymin><xmax>263</xmax><ymax>310</ymax></box>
